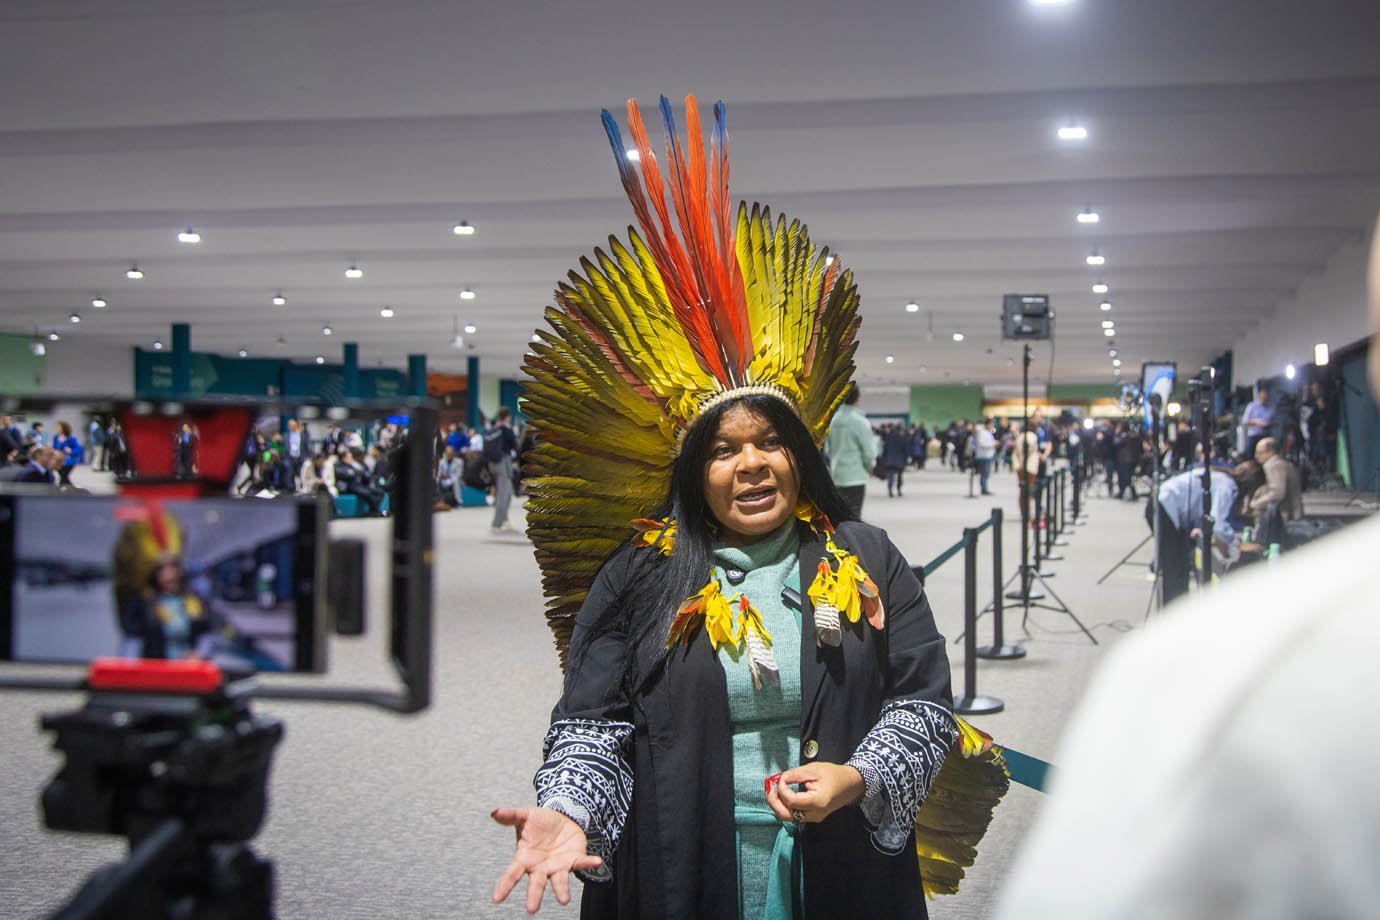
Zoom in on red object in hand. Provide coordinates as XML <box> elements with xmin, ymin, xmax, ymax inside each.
<box><xmin>763</xmin><ymin>773</ymin><xmax>783</xmax><ymax>797</ymax></box>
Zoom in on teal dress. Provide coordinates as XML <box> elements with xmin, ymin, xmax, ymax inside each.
<box><xmin>712</xmin><ymin>521</ymin><xmax>804</xmax><ymax>920</ymax></box>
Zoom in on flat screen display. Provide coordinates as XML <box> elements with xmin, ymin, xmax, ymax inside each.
<box><xmin>0</xmin><ymin>494</ymin><xmax>323</xmax><ymax>672</ymax></box>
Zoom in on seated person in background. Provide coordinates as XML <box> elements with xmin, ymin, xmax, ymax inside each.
<box><xmin>0</xmin><ymin>446</ymin><xmax>57</xmax><ymax>486</ymax></box>
<box><xmin>1248</xmin><ymin>437</ymin><xmax>1302</xmax><ymax>544</ymax></box>
<box><xmin>334</xmin><ymin>448</ymin><xmax>386</xmax><ymax>516</ymax></box>
<box><xmin>299</xmin><ymin>452</ymin><xmax>338</xmax><ymax>498</ymax></box>
<box><xmin>368</xmin><ymin>444</ymin><xmax>393</xmax><ymax>489</ymax></box>
<box><xmin>445</xmin><ymin>422</ymin><xmax>470</xmax><ymax>453</ymax></box>
<box><xmin>436</xmin><ymin>445</ymin><xmax>463</xmax><ymax>507</ymax></box>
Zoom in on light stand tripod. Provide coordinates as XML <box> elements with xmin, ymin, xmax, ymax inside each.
<box><xmin>995</xmin><ymin>342</ymin><xmax>1097</xmax><ymax>644</ymax></box>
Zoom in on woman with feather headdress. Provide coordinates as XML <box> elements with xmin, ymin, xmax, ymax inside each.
<box><xmin>492</xmin><ymin>96</ymin><xmax>1006</xmax><ymax>919</ymax></box>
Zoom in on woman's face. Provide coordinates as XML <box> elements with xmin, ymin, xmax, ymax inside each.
<box><xmin>154</xmin><ymin>562</ymin><xmax>181</xmax><ymax>593</ymax></box>
<box><xmin>703</xmin><ymin>404</ymin><xmax>800</xmax><ymax>546</ymax></box>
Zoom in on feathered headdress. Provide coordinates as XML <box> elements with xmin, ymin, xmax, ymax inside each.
<box><xmin>521</xmin><ymin>94</ymin><xmax>1013</xmax><ymax>900</ymax></box>
<box><xmin>522</xmin><ymin>95</ymin><xmax>860</xmax><ymax>654</ymax></box>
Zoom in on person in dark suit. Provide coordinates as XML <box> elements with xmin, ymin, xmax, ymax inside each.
<box><xmin>173</xmin><ymin>423</ymin><xmax>198</xmax><ymax>479</ymax></box>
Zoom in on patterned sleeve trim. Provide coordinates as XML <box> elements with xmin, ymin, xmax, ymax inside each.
<box><xmin>534</xmin><ymin>719</ymin><xmax>635</xmax><ymax>883</ymax></box>
<box><xmin>846</xmin><ymin>698</ymin><xmax>958</xmax><ymax>855</ymax></box>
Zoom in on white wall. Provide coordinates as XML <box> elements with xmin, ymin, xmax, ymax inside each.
<box><xmin>1232</xmin><ymin>232</ymin><xmax>1373</xmax><ymax>385</ymax></box>
<box><xmin>39</xmin><ymin>339</ymin><xmax>134</xmax><ymax>396</ymax></box>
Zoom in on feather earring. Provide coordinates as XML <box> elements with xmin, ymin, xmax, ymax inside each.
<box><xmin>737</xmin><ymin>596</ymin><xmax>780</xmax><ymax>689</ymax></box>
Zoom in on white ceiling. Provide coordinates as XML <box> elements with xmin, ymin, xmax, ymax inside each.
<box><xmin>2</xmin><ymin>0</ymin><xmax>1379</xmax><ymax>386</ymax></box>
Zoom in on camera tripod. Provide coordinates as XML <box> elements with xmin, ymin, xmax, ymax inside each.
<box><xmin>39</xmin><ymin>660</ymin><xmax>282</xmax><ymax>920</ymax></box>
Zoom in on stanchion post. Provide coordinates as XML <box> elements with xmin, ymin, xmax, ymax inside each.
<box><xmin>1053</xmin><ymin>469</ymin><xmax>1070</xmax><ymax>546</ymax></box>
<box><xmin>1042</xmin><ymin>473</ymin><xmax>1063</xmax><ymax>563</ymax></box>
<box><xmin>978</xmin><ymin>506</ymin><xmax>1025</xmax><ymax>660</ymax></box>
<box><xmin>953</xmin><ymin>527</ymin><xmax>1004</xmax><ymax>714</ymax></box>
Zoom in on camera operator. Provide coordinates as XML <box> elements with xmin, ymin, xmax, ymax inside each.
<box><xmin>1150</xmin><ymin>455</ymin><xmax>1243</xmax><ymax>606</ymax></box>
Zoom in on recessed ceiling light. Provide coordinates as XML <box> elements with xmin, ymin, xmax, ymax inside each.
<box><xmin>1315</xmin><ymin>343</ymin><xmax>1330</xmax><ymax>366</ymax></box>
<box><xmin>463</xmin><ymin>323</ymin><xmax>477</xmax><ymax>335</ymax></box>
<box><xmin>272</xmin><ymin>292</ymin><xmax>287</xmax><ymax>306</ymax></box>
<box><xmin>1006</xmin><ymin>358</ymin><xmax>1015</xmax><ymax>367</ymax></box>
<box><xmin>1030</xmin><ymin>0</ymin><xmax>1074</xmax><ymax>6</ymax></box>
<box><xmin>1103</xmin><ymin>328</ymin><xmax>1115</xmax><ymax>337</ymax></box>
<box><xmin>238</xmin><ymin>348</ymin><xmax>248</xmax><ymax>358</ymax></box>
<box><xmin>824</xmin><ymin>255</ymin><xmax>835</xmax><ymax>267</ymax></box>
<box><xmin>918</xmin><ymin>365</ymin><xmax>927</xmax><ymax>373</ymax></box>
<box><xmin>1101</xmin><ymin>319</ymin><xmax>1114</xmax><ymax>329</ymax></box>
<box><xmin>952</xmin><ymin>332</ymin><xmax>965</xmax><ymax>342</ymax></box>
<box><xmin>1099</xmin><ymin>300</ymin><xmax>1112</xmax><ymax>311</ymax></box>
<box><xmin>459</xmin><ymin>288</ymin><xmax>476</xmax><ymax>301</ymax></box>
<box><xmin>1057</xmin><ymin>124</ymin><xmax>1089</xmax><ymax>142</ymax></box>
<box><xmin>1076</xmin><ymin>208</ymin><xmax>1100</xmax><ymax>224</ymax></box>
<box><xmin>885</xmin><ymin>354</ymin><xmax>895</xmax><ymax>364</ymax></box>
<box><xmin>344</xmin><ymin>264</ymin><xmax>363</xmax><ymax>280</ymax></box>
<box><xmin>315</xmin><ymin>355</ymin><xmax>325</xmax><ymax>365</ymax></box>
<box><xmin>48</xmin><ymin>331</ymin><xmax>61</xmax><ymax>342</ymax></box>
<box><xmin>152</xmin><ymin>339</ymin><xmax>163</xmax><ymax>350</ymax></box>
<box><xmin>379</xmin><ymin>306</ymin><xmax>395</xmax><ymax>318</ymax></box>
<box><xmin>68</xmin><ymin>313</ymin><xmax>81</xmax><ymax>324</ymax></box>
<box><xmin>125</xmin><ymin>264</ymin><xmax>144</xmax><ymax>280</ymax></box>
<box><xmin>1108</xmin><ymin>348</ymin><xmax>1118</xmax><ymax>357</ymax></box>
<box><xmin>1086</xmin><ymin>251</ymin><xmax>1105</xmax><ymax>266</ymax></box>
<box><xmin>1091</xmin><ymin>281</ymin><xmax>1108</xmax><ymax>294</ymax></box>
<box><xmin>452</xmin><ymin>221</ymin><xmax>476</xmax><ymax>236</ymax></box>
<box><xmin>905</xmin><ymin>301</ymin><xmax>920</xmax><ymax>313</ymax></box>
<box><xmin>1113</xmin><ymin>358</ymin><xmax>1123</xmax><ymax>368</ymax></box>
<box><xmin>625</xmin><ymin>149</ymin><xmax>640</xmax><ymax>162</ymax></box>
<box><xmin>322</xmin><ymin>325</ymin><xmax>332</xmax><ymax>336</ymax></box>
<box><xmin>91</xmin><ymin>297</ymin><xmax>107</xmax><ymax>308</ymax></box>
<box><xmin>531</xmin><ymin>333</ymin><xmax>541</xmax><ymax>342</ymax></box>
<box><xmin>1284</xmin><ymin>363</ymin><xmax>1297</xmax><ymax>380</ymax></box>
<box><xmin>177</xmin><ymin>228</ymin><xmax>201</xmax><ymax>244</ymax></box>
<box><xmin>1114</xmin><ymin>368</ymin><xmax>1122</xmax><ymax>376</ymax></box>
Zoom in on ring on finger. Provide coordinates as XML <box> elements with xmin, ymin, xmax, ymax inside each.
<box><xmin>791</xmin><ymin>809</ymin><xmax>806</xmax><ymax>824</ymax></box>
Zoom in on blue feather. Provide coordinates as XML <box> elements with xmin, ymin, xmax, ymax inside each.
<box><xmin>600</xmin><ymin>109</ymin><xmax>634</xmax><ymax>183</ymax></box>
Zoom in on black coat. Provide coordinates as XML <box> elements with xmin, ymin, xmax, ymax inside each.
<box><xmin>554</xmin><ymin>520</ymin><xmax>953</xmax><ymax>919</ymax></box>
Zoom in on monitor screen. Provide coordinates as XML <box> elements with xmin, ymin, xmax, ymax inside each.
<box><xmin>1</xmin><ymin>494</ymin><xmax>321</xmax><ymax>672</ymax></box>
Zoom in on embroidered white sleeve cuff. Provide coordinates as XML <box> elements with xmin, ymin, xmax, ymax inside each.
<box><xmin>534</xmin><ymin>719</ymin><xmax>635</xmax><ymax>883</ymax></box>
<box><xmin>846</xmin><ymin>698</ymin><xmax>957</xmax><ymax>855</ymax></box>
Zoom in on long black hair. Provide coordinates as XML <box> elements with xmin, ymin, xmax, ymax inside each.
<box><xmin>630</xmin><ymin>393</ymin><xmax>853</xmax><ymax>652</ymax></box>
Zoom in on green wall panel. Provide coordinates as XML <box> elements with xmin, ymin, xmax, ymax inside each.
<box><xmin>908</xmin><ymin>385</ymin><xmax>984</xmax><ymax>428</ymax></box>
<box><xmin>0</xmin><ymin>333</ymin><xmax>47</xmax><ymax>393</ymax></box>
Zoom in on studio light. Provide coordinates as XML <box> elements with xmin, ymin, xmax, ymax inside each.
<box><xmin>905</xmin><ymin>301</ymin><xmax>920</xmax><ymax>313</ymax></box>
<box><xmin>344</xmin><ymin>264</ymin><xmax>364</xmax><ymax>280</ymax></box>
<box><xmin>30</xmin><ymin>341</ymin><xmax>45</xmax><ymax>357</ymax></box>
<box><xmin>91</xmin><ymin>297</ymin><xmax>108</xmax><ymax>309</ymax></box>
<box><xmin>1315</xmin><ymin>343</ymin><xmax>1330</xmax><ymax>366</ymax></box>
<box><xmin>1099</xmin><ymin>300</ymin><xmax>1112</xmax><ymax>312</ymax></box>
<box><xmin>69</xmin><ymin>313</ymin><xmax>81</xmax><ymax>324</ymax></box>
<box><xmin>452</xmin><ymin>221</ymin><xmax>476</xmax><ymax>236</ymax></box>
<box><xmin>459</xmin><ymin>288</ymin><xmax>476</xmax><ymax>301</ymax></box>
<box><xmin>952</xmin><ymin>332</ymin><xmax>965</xmax><ymax>342</ymax></box>
<box><xmin>126</xmin><ymin>265</ymin><xmax>144</xmax><ymax>280</ymax></box>
<box><xmin>379</xmin><ymin>306</ymin><xmax>395</xmax><ymax>318</ymax></box>
<box><xmin>1076</xmin><ymin>208</ymin><xmax>1100</xmax><ymax>224</ymax></box>
<box><xmin>1085</xmin><ymin>251</ymin><xmax>1105</xmax><ymax>266</ymax></box>
<box><xmin>272</xmin><ymin>292</ymin><xmax>287</xmax><ymax>306</ymax></box>
<box><xmin>884</xmin><ymin>354</ymin><xmax>895</xmax><ymax>364</ymax></box>
<box><xmin>177</xmin><ymin>228</ymin><xmax>201</xmax><ymax>244</ymax></box>
<box><xmin>1091</xmin><ymin>281</ymin><xmax>1108</xmax><ymax>294</ymax></box>
<box><xmin>463</xmin><ymin>323</ymin><xmax>477</xmax><ymax>335</ymax></box>
<box><xmin>1057</xmin><ymin>124</ymin><xmax>1089</xmax><ymax>142</ymax></box>
<box><xmin>1285</xmin><ymin>363</ymin><xmax>1297</xmax><ymax>380</ymax></box>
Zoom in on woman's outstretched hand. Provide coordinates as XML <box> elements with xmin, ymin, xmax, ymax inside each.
<box><xmin>491</xmin><ymin>807</ymin><xmax>601</xmax><ymax>915</ymax></box>
<box><xmin>765</xmin><ymin>762</ymin><xmax>865</xmax><ymax>824</ymax></box>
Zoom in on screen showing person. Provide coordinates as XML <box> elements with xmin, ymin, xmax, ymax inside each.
<box><xmin>0</xmin><ymin>494</ymin><xmax>322</xmax><ymax>672</ymax></box>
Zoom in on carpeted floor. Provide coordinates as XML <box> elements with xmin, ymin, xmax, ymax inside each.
<box><xmin>2</xmin><ymin>465</ymin><xmax>1161</xmax><ymax>918</ymax></box>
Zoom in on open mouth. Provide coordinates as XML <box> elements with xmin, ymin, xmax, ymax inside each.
<box><xmin>734</xmin><ymin>486</ymin><xmax>777</xmax><ymax>509</ymax></box>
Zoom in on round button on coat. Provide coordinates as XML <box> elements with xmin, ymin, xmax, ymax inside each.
<box><xmin>803</xmin><ymin>739</ymin><xmax>819</xmax><ymax>759</ymax></box>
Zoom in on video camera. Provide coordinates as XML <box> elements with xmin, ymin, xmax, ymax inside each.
<box><xmin>0</xmin><ymin>395</ymin><xmax>437</xmax><ymax>918</ymax></box>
